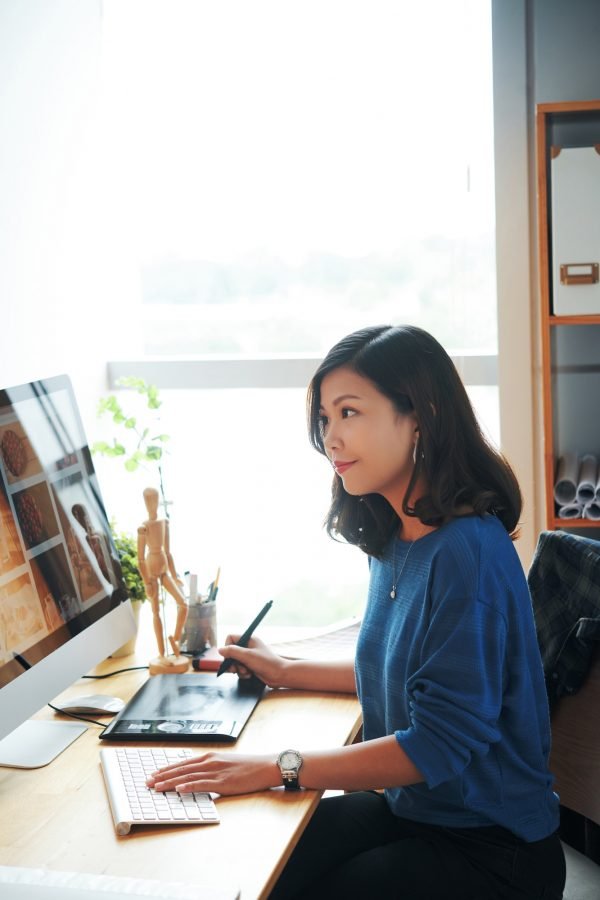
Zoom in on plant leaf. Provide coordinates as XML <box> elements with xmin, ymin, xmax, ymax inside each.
<box><xmin>91</xmin><ymin>441</ymin><xmax>110</xmax><ymax>454</ymax></box>
<box><xmin>146</xmin><ymin>384</ymin><xmax>161</xmax><ymax>409</ymax></box>
<box><xmin>117</xmin><ymin>376</ymin><xmax>147</xmax><ymax>392</ymax></box>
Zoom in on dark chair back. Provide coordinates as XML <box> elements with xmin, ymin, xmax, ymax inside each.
<box><xmin>549</xmin><ymin>647</ymin><xmax>600</xmax><ymax>899</ymax></box>
<box><xmin>550</xmin><ymin>647</ymin><xmax>600</xmax><ymax>828</ymax></box>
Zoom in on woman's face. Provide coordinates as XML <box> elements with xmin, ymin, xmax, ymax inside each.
<box><xmin>318</xmin><ymin>366</ymin><xmax>419</xmax><ymax>507</ymax></box>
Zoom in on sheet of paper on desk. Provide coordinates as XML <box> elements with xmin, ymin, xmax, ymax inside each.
<box><xmin>270</xmin><ymin>619</ymin><xmax>360</xmax><ymax>661</ymax></box>
<box><xmin>0</xmin><ymin>866</ymin><xmax>240</xmax><ymax>900</ymax></box>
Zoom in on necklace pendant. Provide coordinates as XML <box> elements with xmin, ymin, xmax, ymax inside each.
<box><xmin>390</xmin><ymin>587</ymin><xmax>396</xmax><ymax>600</ymax></box>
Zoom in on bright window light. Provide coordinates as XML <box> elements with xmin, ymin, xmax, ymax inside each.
<box><xmin>99</xmin><ymin>0</ymin><xmax>496</xmax><ymax>358</ymax></box>
<box><xmin>95</xmin><ymin>0</ymin><xmax>496</xmax><ymax>629</ymax></box>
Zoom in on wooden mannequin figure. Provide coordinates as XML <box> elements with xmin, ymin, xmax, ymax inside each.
<box><xmin>137</xmin><ymin>487</ymin><xmax>189</xmax><ymax>675</ymax></box>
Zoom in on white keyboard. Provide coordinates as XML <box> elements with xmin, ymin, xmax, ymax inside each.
<box><xmin>100</xmin><ymin>747</ymin><xmax>219</xmax><ymax>835</ymax></box>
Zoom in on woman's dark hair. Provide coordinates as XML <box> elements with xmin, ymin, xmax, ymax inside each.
<box><xmin>307</xmin><ymin>324</ymin><xmax>522</xmax><ymax>557</ymax></box>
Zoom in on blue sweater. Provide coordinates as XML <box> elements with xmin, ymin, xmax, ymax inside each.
<box><xmin>355</xmin><ymin>515</ymin><xmax>559</xmax><ymax>841</ymax></box>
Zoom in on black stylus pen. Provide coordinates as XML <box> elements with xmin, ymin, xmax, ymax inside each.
<box><xmin>216</xmin><ymin>599</ymin><xmax>274</xmax><ymax>677</ymax></box>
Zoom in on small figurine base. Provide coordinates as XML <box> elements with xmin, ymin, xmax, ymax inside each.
<box><xmin>148</xmin><ymin>654</ymin><xmax>190</xmax><ymax>676</ymax></box>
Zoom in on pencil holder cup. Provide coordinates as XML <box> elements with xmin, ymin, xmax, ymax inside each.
<box><xmin>180</xmin><ymin>602</ymin><xmax>217</xmax><ymax>655</ymax></box>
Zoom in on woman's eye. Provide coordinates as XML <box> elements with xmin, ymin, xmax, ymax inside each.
<box><xmin>341</xmin><ymin>408</ymin><xmax>357</xmax><ymax>419</ymax></box>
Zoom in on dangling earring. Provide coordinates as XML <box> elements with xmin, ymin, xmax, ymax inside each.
<box><xmin>413</xmin><ymin>438</ymin><xmax>424</xmax><ymax>465</ymax></box>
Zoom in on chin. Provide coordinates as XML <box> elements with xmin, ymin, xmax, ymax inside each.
<box><xmin>340</xmin><ymin>478</ymin><xmax>368</xmax><ymax>497</ymax></box>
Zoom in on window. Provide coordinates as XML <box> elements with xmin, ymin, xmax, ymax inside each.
<box><xmin>95</xmin><ymin>0</ymin><xmax>497</xmax><ymax>629</ymax></box>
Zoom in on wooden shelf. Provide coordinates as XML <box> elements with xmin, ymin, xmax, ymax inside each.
<box><xmin>537</xmin><ymin>99</ymin><xmax>600</xmax><ymax>115</ymax></box>
<box><xmin>551</xmin><ymin>518</ymin><xmax>600</xmax><ymax>530</ymax></box>
<box><xmin>549</xmin><ymin>315</ymin><xmax>600</xmax><ymax>326</ymax></box>
<box><xmin>537</xmin><ymin>100</ymin><xmax>600</xmax><ymax>530</ymax></box>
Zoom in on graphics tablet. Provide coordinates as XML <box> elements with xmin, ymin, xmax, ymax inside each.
<box><xmin>100</xmin><ymin>673</ymin><xmax>265</xmax><ymax>742</ymax></box>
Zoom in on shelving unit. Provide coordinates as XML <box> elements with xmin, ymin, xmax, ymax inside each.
<box><xmin>536</xmin><ymin>100</ymin><xmax>600</xmax><ymax>531</ymax></box>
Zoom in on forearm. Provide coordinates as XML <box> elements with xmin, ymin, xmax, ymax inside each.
<box><xmin>279</xmin><ymin>657</ymin><xmax>356</xmax><ymax>694</ymax></box>
<box><xmin>149</xmin><ymin>735</ymin><xmax>424</xmax><ymax>797</ymax></box>
<box><xmin>297</xmin><ymin>736</ymin><xmax>423</xmax><ymax>792</ymax></box>
<box><xmin>218</xmin><ymin>640</ymin><xmax>357</xmax><ymax>693</ymax></box>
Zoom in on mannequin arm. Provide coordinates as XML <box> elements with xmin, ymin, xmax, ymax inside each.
<box><xmin>164</xmin><ymin>521</ymin><xmax>182</xmax><ymax>583</ymax></box>
<box><xmin>137</xmin><ymin>525</ymin><xmax>150</xmax><ymax>584</ymax></box>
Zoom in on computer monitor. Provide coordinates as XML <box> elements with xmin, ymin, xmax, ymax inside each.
<box><xmin>0</xmin><ymin>375</ymin><xmax>136</xmax><ymax>767</ymax></box>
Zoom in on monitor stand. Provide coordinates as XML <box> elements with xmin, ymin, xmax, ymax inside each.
<box><xmin>0</xmin><ymin>720</ymin><xmax>87</xmax><ymax>768</ymax></box>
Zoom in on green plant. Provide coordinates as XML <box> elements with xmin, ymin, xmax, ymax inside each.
<box><xmin>92</xmin><ymin>376</ymin><xmax>171</xmax><ymax>514</ymax></box>
<box><xmin>111</xmin><ymin>526</ymin><xmax>146</xmax><ymax>602</ymax></box>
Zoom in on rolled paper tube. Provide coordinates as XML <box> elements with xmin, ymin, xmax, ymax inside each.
<box><xmin>576</xmin><ymin>454</ymin><xmax>598</xmax><ymax>504</ymax></box>
<box><xmin>583</xmin><ymin>500</ymin><xmax>600</xmax><ymax>521</ymax></box>
<box><xmin>554</xmin><ymin>452</ymin><xmax>579</xmax><ymax>505</ymax></box>
<box><xmin>557</xmin><ymin>502</ymin><xmax>584</xmax><ymax>519</ymax></box>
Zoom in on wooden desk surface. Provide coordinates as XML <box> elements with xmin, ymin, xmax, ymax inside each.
<box><xmin>0</xmin><ymin>630</ymin><xmax>361</xmax><ymax>900</ymax></box>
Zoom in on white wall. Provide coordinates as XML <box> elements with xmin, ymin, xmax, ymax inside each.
<box><xmin>531</xmin><ymin>0</ymin><xmax>600</xmax><ymax>102</ymax></box>
<box><xmin>0</xmin><ymin>0</ymin><xmax>140</xmax><ymax>424</ymax></box>
<box><xmin>492</xmin><ymin>0</ymin><xmax>536</xmax><ymax>568</ymax></box>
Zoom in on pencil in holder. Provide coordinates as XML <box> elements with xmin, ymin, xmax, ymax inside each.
<box><xmin>180</xmin><ymin>601</ymin><xmax>217</xmax><ymax>654</ymax></box>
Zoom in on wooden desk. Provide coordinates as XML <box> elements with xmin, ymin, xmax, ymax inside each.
<box><xmin>0</xmin><ymin>637</ymin><xmax>361</xmax><ymax>900</ymax></box>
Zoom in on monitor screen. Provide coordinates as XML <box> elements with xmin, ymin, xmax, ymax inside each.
<box><xmin>0</xmin><ymin>375</ymin><xmax>136</xmax><ymax>766</ymax></box>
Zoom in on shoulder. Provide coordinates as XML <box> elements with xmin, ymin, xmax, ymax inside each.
<box><xmin>425</xmin><ymin>515</ymin><xmax>526</xmax><ymax>614</ymax></box>
<box><xmin>137</xmin><ymin>524</ymin><xmax>147</xmax><ymax>535</ymax></box>
<box><xmin>430</xmin><ymin>514</ymin><xmax>515</xmax><ymax>566</ymax></box>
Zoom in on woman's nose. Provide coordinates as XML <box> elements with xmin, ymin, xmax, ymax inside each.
<box><xmin>323</xmin><ymin>422</ymin><xmax>341</xmax><ymax>455</ymax></box>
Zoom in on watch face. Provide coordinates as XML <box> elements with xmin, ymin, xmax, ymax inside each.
<box><xmin>280</xmin><ymin>750</ymin><xmax>300</xmax><ymax>769</ymax></box>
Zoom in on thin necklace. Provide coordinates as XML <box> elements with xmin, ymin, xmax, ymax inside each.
<box><xmin>390</xmin><ymin>540</ymin><xmax>414</xmax><ymax>599</ymax></box>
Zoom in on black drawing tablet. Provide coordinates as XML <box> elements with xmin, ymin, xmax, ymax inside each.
<box><xmin>100</xmin><ymin>673</ymin><xmax>265</xmax><ymax>743</ymax></box>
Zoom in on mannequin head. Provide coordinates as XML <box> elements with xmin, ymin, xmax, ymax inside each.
<box><xmin>71</xmin><ymin>503</ymin><xmax>92</xmax><ymax>533</ymax></box>
<box><xmin>143</xmin><ymin>487</ymin><xmax>160</xmax><ymax>518</ymax></box>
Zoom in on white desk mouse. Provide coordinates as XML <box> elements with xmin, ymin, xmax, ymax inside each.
<box><xmin>58</xmin><ymin>694</ymin><xmax>125</xmax><ymax>716</ymax></box>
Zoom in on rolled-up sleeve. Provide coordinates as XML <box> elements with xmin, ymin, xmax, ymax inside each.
<box><xmin>395</xmin><ymin>597</ymin><xmax>507</xmax><ymax>788</ymax></box>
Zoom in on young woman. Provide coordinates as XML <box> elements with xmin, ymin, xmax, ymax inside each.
<box><xmin>147</xmin><ymin>325</ymin><xmax>566</xmax><ymax>899</ymax></box>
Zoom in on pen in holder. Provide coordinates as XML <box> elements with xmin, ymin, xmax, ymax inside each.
<box><xmin>180</xmin><ymin>568</ymin><xmax>220</xmax><ymax>655</ymax></box>
<box><xmin>180</xmin><ymin>599</ymin><xmax>217</xmax><ymax>655</ymax></box>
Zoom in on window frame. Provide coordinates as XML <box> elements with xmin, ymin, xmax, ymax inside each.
<box><xmin>107</xmin><ymin>355</ymin><xmax>498</xmax><ymax>391</ymax></box>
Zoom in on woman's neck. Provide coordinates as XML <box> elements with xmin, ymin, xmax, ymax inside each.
<box><xmin>386</xmin><ymin>475</ymin><xmax>435</xmax><ymax>542</ymax></box>
<box><xmin>396</xmin><ymin>516</ymin><xmax>436</xmax><ymax>542</ymax></box>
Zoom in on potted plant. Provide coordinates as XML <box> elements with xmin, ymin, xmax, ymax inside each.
<box><xmin>109</xmin><ymin>526</ymin><xmax>146</xmax><ymax>657</ymax></box>
<box><xmin>112</xmin><ymin>527</ymin><xmax>145</xmax><ymax>600</ymax></box>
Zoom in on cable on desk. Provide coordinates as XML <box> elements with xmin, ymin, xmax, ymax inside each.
<box><xmin>82</xmin><ymin>665</ymin><xmax>149</xmax><ymax>678</ymax></box>
<box><xmin>46</xmin><ymin>702</ymin><xmax>108</xmax><ymax>728</ymax></box>
<box><xmin>47</xmin><ymin>667</ymin><xmax>148</xmax><ymax>728</ymax></box>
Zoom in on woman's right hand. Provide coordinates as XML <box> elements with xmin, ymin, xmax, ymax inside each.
<box><xmin>218</xmin><ymin>635</ymin><xmax>290</xmax><ymax>688</ymax></box>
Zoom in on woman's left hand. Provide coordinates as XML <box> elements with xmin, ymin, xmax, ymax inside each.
<box><xmin>146</xmin><ymin>752</ymin><xmax>279</xmax><ymax>796</ymax></box>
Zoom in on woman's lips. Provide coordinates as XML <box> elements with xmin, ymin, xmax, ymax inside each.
<box><xmin>333</xmin><ymin>461</ymin><xmax>356</xmax><ymax>475</ymax></box>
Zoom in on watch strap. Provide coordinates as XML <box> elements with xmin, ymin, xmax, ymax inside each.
<box><xmin>281</xmin><ymin>770</ymin><xmax>300</xmax><ymax>790</ymax></box>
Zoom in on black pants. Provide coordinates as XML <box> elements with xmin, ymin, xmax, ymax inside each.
<box><xmin>269</xmin><ymin>792</ymin><xmax>566</xmax><ymax>899</ymax></box>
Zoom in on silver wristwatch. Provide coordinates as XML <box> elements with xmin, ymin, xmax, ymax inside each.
<box><xmin>277</xmin><ymin>749</ymin><xmax>303</xmax><ymax>790</ymax></box>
